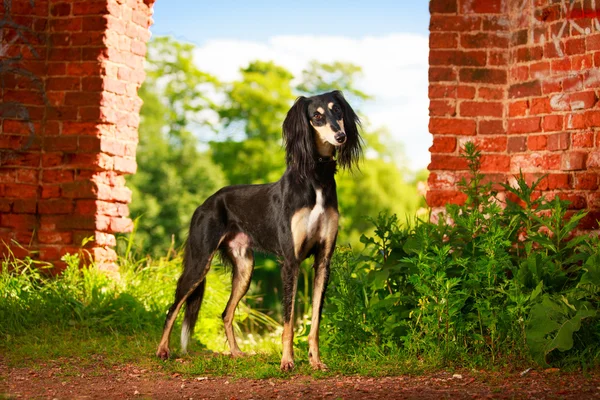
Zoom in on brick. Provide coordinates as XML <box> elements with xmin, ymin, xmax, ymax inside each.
<box><xmin>38</xmin><ymin>199</ymin><xmax>74</xmax><ymax>214</ymax></box>
<box><xmin>462</xmin><ymin>0</ymin><xmax>502</xmax><ymax>13</ymax></box>
<box><xmin>561</xmin><ymin>152</ymin><xmax>587</xmax><ymax>171</ymax></box>
<box><xmin>61</xmin><ymin>181</ymin><xmax>97</xmax><ymax>199</ymax></box>
<box><xmin>0</xmin><ymin>199</ymin><xmax>12</xmax><ymax>213</ymax></box>
<box><xmin>38</xmin><ymin>231</ymin><xmax>73</xmax><ymax>245</ymax></box>
<box><xmin>459</xmin><ymin>68</ymin><xmax>507</xmax><ymax>84</ymax></box>
<box><xmin>557</xmin><ymin>193</ymin><xmax>587</xmax><ymax>210</ymax></box>
<box><xmin>572</xmin><ymin>54</ymin><xmax>593</xmax><ymax>70</ymax></box>
<box><xmin>459</xmin><ymin>101</ymin><xmax>503</xmax><ymax>117</ymax></box>
<box><xmin>530</xmin><ymin>97</ymin><xmax>551</xmax><ymax>115</ymax></box>
<box><xmin>547</xmin><ymin>132</ymin><xmax>570</xmax><ymax>151</ymax></box>
<box><xmin>509</xmin><ymin>100</ymin><xmax>528</xmax><ymax>117</ymax></box>
<box><xmin>488</xmin><ymin>51</ymin><xmax>508</xmax><ymax>66</ymax></box>
<box><xmin>430</xmin><ymin>137</ymin><xmax>457</xmax><ymax>153</ymax></box>
<box><xmin>430</xmin><ymin>0</ymin><xmax>457</xmax><ymax>13</ymax></box>
<box><xmin>429</xmin><ymin>84</ymin><xmax>457</xmax><ymax>99</ymax></box>
<box><xmin>473</xmin><ymin>136</ymin><xmax>507</xmax><ymax>152</ymax></box>
<box><xmin>542</xmin><ymin>115</ymin><xmax>563</xmax><ymax>132</ymax></box>
<box><xmin>479</xmin><ymin>119</ymin><xmax>505</xmax><ymax>135</ymax></box>
<box><xmin>426</xmin><ymin>190</ymin><xmax>468</xmax><ymax>207</ymax></box>
<box><xmin>508</xmin><ymin>136</ymin><xmax>527</xmax><ymax>153</ymax></box>
<box><xmin>572</xmin><ymin>131</ymin><xmax>594</xmax><ymax>148</ymax></box>
<box><xmin>13</xmin><ymin>200</ymin><xmax>37</xmax><ymax>214</ymax></box>
<box><xmin>429</xmin><ymin>67</ymin><xmax>457</xmax><ymax>82</ymax></box>
<box><xmin>574</xmin><ymin>173</ymin><xmax>598</xmax><ymax>190</ymax></box>
<box><xmin>480</xmin><ymin>154</ymin><xmax>510</xmax><ymax>172</ymax></box>
<box><xmin>4</xmin><ymin>184</ymin><xmax>38</xmax><ymax>198</ymax></box>
<box><xmin>16</xmin><ymin>169</ymin><xmax>38</xmax><ymax>184</ymax></box>
<box><xmin>429</xmin><ymin>100</ymin><xmax>456</xmax><ymax>116</ymax></box>
<box><xmin>110</xmin><ymin>217</ymin><xmax>133</xmax><ymax>233</ymax></box>
<box><xmin>477</xmin><ymin>87</ymin><xmax>503</xmax><ymax>100</ymax></box>
<box><xmin>429</xmin><ymin>50</ymin><xmax>486</xmax><ymax>67</ymax></box>
<box><xmin>529</xmin><ymin>61</ymin><xmax>551</xmax><ymax>79</ymax></box>
<box><xmin>528</xmin><ymin>135</ymin><xmax>547</xmax><ymax>151</ymax></box>
<box><xmin>461</xmin><ymin>32</ymin><xmax>509</xmax><ymax>49</ymax></box>
<box><xmin>457</xmin><ymin>86</ymin><xmax>476</xmax><ymax>99</ymax></box>
<box><xmin>429</xmin><ymin>155</ymin><xmax>469</xmax><ymax>171</ymax></box>
<box><xmin>113</xmin><ymin>157</ymin><xmax>137</xmax><ymax>174</ymax></box>
<box><xmin>430</xmin><ymin>32</ymin><xmax>458</xmax><ymax>49</ymax></box>
<box><xmin>429</xmin><ymin>118</ymin><xmax>477</xmax><ymax>135</ymax></box>
<box><xmin>1</xmin><ymin>214</ymin><xmax>37</xmax><ymax>229</ymax></box>
<box><xmin>515</xmin><ymin>46</ymin><xmax>543</xmax><ymax>63</ymax></box>
<box><xmin>509</xmin><ymin>65</ymin><xmax>529</xmax><ymax>82</ymax></box>
<box><xmin>546</xmin><ymin>174</ymin><xmax>571</xmax><ymax>189</ymax></box>
<box><xmin>509</xmin><ymin>80</ymin><xmax>542</xmax><ymax>98</ymax></box>
<box><xmin>565</xmin><ymin>37</ymin><xmax>586</xmax><ymax>55</ymax></box>
<box><xmin>586</xmin><ymin>151</ymin><xmax>600</xmax><ymax>169</ymax></box>
<box><xmin>508</xmin><ymin>117</ymin><xmax>541</xmax><ymax>134</ymax></box>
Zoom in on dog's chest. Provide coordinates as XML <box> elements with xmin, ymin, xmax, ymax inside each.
<box><xmin>290</xmin><ymin>189</ymin><xmax>338</xmax><ymax>258</ymax></box>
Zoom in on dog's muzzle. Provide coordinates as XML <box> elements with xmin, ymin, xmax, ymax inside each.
<box><xmin>334</xmin><ymin>132</ymin><xmax>346</xmax><ymax>144</ymax></box>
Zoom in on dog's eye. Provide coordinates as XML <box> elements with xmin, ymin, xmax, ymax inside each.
<box><xmin>313</xmin><ymin>113</ymin><xmax>323</xmax><ymax>121</ymax></box>
<box><xmin>333</xmin><ymin>105</ymin><xmax>341</xmax><ymax>114</ymax></box>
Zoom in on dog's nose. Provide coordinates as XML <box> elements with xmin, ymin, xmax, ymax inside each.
<box><xmin>334</xmin><ymin>132</ymin><xmax>346</xmax><ymax>144</ymax></box>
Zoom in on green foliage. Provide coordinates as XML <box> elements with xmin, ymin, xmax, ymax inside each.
<box><xmin>212</xmin><ymin>60</ymin><xmax>295</xmax><ymax>184</ymax></box>
<box><xmin>323</xmin><ymin>142</ymin><xmax>600</xmax><ymax>368</ymax></box>
<box><xmin>127</xmin><ymin>37</ymin><xmax>226</xmax><ymax>256</ymax></box>
<box><xmin>1</xmin><ymin>238</ymin><xmax>276</xmax><ymax>355</ymax></box>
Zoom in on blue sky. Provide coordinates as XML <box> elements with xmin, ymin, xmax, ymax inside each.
<box><xmin>150</xmin><ymin>2</ymin><xmax>431</xmax><ymax>170</ymax></box>
<box><xmin>152</xmin><ymin>1</ymin><xmax>429</xmax><ymax>43</ymax></box>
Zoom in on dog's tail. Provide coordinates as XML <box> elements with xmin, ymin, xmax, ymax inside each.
<box><xmin>180</xmin><ymin>240</ymin><xmax>207</xmax><ymax>354</ymax></box>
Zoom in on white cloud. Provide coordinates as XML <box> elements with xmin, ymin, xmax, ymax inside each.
<box><xmin>193</xmin><ymin>33</ymin><xmax>431</xmax><ymax>170</ymax></box>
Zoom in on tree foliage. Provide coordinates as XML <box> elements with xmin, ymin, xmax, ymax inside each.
<box><xmin>127</xmin><ymin>37</ymin><xmax>226</xmax><ymax>255</ymax></box>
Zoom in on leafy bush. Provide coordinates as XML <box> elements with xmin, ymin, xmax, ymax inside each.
<box><xmin>323</xmin><ymin>142</ymin><xmax>600</xmax><ymax>368</ymax></box>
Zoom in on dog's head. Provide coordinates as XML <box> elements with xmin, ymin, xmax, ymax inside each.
<box><xmin>283</xmin><ymin>90</ymin><xmax>362</xmax><ymax>178</ymax></box>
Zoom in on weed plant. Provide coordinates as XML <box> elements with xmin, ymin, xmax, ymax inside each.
<box><xmin>322</xmin><ymin>142</ymin><xmax>600</xmax><ymax>369</ymax></box>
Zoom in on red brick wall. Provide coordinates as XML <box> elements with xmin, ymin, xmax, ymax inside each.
<box><xmin>0</xmin><ymin>0</ymin><xmax>155</xmax><ymax>271</ymax></box>
<box><xmin>428</xmin><ymin>0</ymin><xmax>600</xmax><ymax>230</ymax></box>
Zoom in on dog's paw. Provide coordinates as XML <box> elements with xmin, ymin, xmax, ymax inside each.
<box><xmin>230</xmin><ymin>350</ymin><xmax>248</xmax><ymax>358</ymax></box>
<box><xmin>156</xmin><ymin>347</ymin><xmax>170</xmax><ymax>360</ymax></box>
<box><xmin>309</xmin><ymin>359</ymin><xmax>328</xmax><ymax>371</ymax></box>
<box><xmin>280</xmin><ymin>359</ymin><xmax>295</xmax><ymax>372</ymax></box>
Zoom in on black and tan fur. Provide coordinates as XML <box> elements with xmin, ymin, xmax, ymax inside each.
<box><xmin>156</xmin><ymin>90</ymin><xmax>362</xmax><ymax>371</ymax></box>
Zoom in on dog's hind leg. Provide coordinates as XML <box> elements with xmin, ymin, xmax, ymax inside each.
<box><xmin>280</xmin><ymin>260</ymin><xmax>299</xmax><ymax>371</ymax></box>
<box><xmin>157</xmin><ymin>226</ymin><xmax>222</xmax><ymax>360</ymax></box>
<box><xmin>180</xmin><ymin>278</ymin><xmax>206</xmax><ymax>354</ymax></box>
<box><xmin>221</xmin><ymin>233</ymin><xmax>254</xmax><ymax>357</ymax></box>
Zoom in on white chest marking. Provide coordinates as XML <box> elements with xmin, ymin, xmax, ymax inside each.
<box><xmin>307</xmin><ymin>189</ymin><xmax>325</xmax><ymax>238</ymax></box>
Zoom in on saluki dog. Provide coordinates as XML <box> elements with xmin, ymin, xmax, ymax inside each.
<box><xmin>156</xmin><ymin>90</ymin><xmax>362</xmax><ymax>371</ymax></box>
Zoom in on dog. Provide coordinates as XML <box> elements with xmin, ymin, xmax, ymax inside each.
<box><xmin>156</xmin><ymin>90</ymin><xmax>362</xmax><ymax>371</ymax></box>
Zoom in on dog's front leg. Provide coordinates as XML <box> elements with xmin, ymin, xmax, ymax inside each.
<box><xmin>307</xmin><ymin>250</ymin><xmax>331</xmax><ymax>370</ymax></box>
<box><xmin>280</xmin><ymin>261</ymin><xmax>299</xmax><ymax>371</ymax></box>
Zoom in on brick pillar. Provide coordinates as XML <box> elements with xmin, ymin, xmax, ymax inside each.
<box><xmin>0</xmin><ymin>0</ymin><xmax>155</xmax><ymax>272</ymax></box>
<box><xmin>428</xmin><ymin>0</ymin><xmax>600</xmax><ymax>231</ymax></box>
<box><xmin>428</xmin><ymin>0</ymin><xmax>510</xmax><ymax>213</ymax></box>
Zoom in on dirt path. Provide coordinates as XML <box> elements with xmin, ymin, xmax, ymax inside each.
<box><xmin>2</xmin><ymin>362</ymin><xmax>599</xmax><ymax>399</ymax></box>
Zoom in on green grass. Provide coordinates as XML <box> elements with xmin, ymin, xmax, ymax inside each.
<box><xmin>0</xmin><ymin>244</ymin><xmax>423</xmax><ymax>379</ymax></box>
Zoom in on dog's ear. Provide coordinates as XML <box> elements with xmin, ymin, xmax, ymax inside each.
<box><xmin>282</xmin><ymin>96</ymin><xmax>315</xmax><ymax>179</ymax></box>
<box><xmin>332</xmin><ymin>90</ymin><xmax>362</xmax><ymax>171</ymax></box>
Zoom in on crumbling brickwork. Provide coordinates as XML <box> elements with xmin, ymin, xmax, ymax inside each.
<box><xmin>0</xmin><ymin>0</ymin><xmax>155</xmax><ymax>271</ymax></box>
<box><xmin>428</xmin><ymin>0</ymin><xmax>600</xmax><ymax>230</ymax></box>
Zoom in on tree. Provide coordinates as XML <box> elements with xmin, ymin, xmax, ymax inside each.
<box><xmin>211</xmin><ymin>61</ymin><xmax>296</xmax><ymax>185</ymax></box>
<box><xmin>127</xmin><ymin>37</ymin><xmax>226</xmax><ymax>256</ymax></box>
